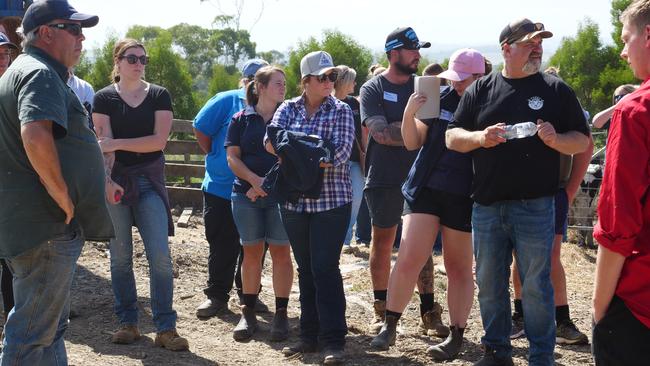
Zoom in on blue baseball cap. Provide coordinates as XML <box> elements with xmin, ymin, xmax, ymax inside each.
<box><xmin>241</xmin><ymin>58</ymin><xmax>269</xmax><ymax>79</ymax></box>
<box><xmin>0</xmin><ymin>32</ymin><xmax>17</xmax><ymax>50</ymax></box>
<box><xmin>384</xmin><ymin>27</ymin><xmax>431</xmax><ymax>52</ymax></box>
<box><xmin>21</xmin><ymin>0</ymin><xmax>99</xmax><ymax>35</ymax></box>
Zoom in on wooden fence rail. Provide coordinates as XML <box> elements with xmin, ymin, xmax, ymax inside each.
<box><xmin>165</xmin><ymin>119</ymin><xmax>205</xmax><ymax>207</ymax></box>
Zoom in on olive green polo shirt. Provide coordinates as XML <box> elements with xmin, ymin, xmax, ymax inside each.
<box><xmin>0</xmin><ymin>46</ymin><xmax>114</xmax><ymax>257</ymax></box>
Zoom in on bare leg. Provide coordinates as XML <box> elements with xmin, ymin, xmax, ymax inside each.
<box><xmin>440</xmin><ymin>226</ymin><xmax>473</xmax><ymax>327</ymax></box>
<box><xmin>268</xmin><ymin>245</ymin><xmax>293</xmax><ymax>299</ymax></box>
<box><xmin>370</xmin><ymin>225</ymin><xmax>398</xmax><ymax>292</ymax></box>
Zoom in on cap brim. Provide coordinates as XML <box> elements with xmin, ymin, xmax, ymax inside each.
<box><xmin>515</xmin><ymin>30</ymin><xmax>553</xmax><ymax>43</ymax></box>
<box><xmin>69</xmin><ymin>13</ymin><xmax>99</xmax><ymax>28</ymax></box>
<box><xmin>419</xmin><ymin>41</ymin><xmax>431</xmax><ymax>49</ymax></box>
<box><xmin>314</xmin><ymin>66</ymin><xmax>336</xmax><ymax>76</ymax></box>
<box><xmin>436</xmin><ymin>69</ymin><xmax>470</xmax><ymax>82</ymax></box>
<box><xmin>0</xmin><ymin>42</ymin><xmax>17</xmax><ymax>50</ymax></box>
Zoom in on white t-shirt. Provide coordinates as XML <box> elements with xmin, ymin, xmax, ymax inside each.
<box><xmin>67</xmin><ymin>73</ymin><xmax>94</xmax><ymax>107</ymax></box>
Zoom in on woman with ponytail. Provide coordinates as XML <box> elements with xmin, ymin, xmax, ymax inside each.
<box><xmin>225</xmin><ymin>66</ymin><xmax>293</xmax><ymax>342</ymax></box>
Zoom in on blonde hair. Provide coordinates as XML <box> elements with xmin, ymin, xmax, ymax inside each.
<box><xmin>245</xmin><ymin>65</ymin><xmax>285</xmax><ymax>106</ymax></box>
<box><xmin>111</xmin><ymin>38</ymin><xmax>146</xmax><ymax>83</ymax></box>
<box><xmin>334</xmin><ymin>65</ymin><xmax>356</xmax><ymax>91</ymax></box>
<box><xmin>621</xmin><ymin>0</ymin><xmax>650</xmax><ymax>34</ymax></box>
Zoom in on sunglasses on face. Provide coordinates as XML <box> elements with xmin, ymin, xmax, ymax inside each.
<box><xmin>119</xmin><ymin>54</ymin><xmax>150</xmax><ymax>65</ymax></box>
<box><xmin>316</xmin><ymin>72</ymin><xmax>338</xmax><ymax>83</ymax></box>
<box><xmin>48</xmin><ymin>23</ymin><xmax>82</xmax><ymax>37</ymax></box>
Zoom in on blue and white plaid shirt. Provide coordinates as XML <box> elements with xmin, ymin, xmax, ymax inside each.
<box><xmin>269</xmin><ymin>94</ymin><xmax>354</xmax><ymax>213</ymax></box>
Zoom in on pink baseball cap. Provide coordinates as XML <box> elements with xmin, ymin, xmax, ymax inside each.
<box><xmin>437</xmin><ymin>48</ymin><xmax>485</xmax><ymax>81</ymax></box>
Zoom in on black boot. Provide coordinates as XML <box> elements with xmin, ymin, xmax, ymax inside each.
<box><xmin>427</xmin><ymin>326</ymin><xmax>464</xmax><ymax>360</ymax></box>
<box><xmin>370</xmin><ymin>314</ymin><xmax>398</xmax><ymax>350</ymax></box>
<box><xmin>473</xmin><ymin>346</ymin><xmax>514</xmax><ymax>366</ymax></box>
<box><xmin>269</xmin><ymin>308</ymin><xmax>289</xmax><ymax>342</ymax></box>
<box><xmin>233</xmin><ymin>305</ymin><xmax>257</xmax><ymax>341</ymax></box>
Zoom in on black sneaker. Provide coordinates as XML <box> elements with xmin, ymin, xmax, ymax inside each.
<box><xmin>510</xmin><ymin>313</ymin><xmax>525</xmax><ymax>339</ymax></box>
<box><xmin>556</xmin><ymin>320</ymin><xmax>589</xmax><ymax>345</ymax></box>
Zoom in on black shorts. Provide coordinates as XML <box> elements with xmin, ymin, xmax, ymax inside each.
<box><xmin>555</xmin><ymin>188</ymin><xmax>569</xmax><ymax>236</ymax></box>
<box><xmin>403</xmin><ymin>188</ymin><xmax>472</xmax><ymax>233</ymax></box>
<box><xmin>592</xmin><ymin>295</ymin><xmax>650</xmax><ymax>366</ymax></box>
<box><xmin>364</xmin><ymin>187</ymin><xmax>404</xmax><ymax>228</ymax></box>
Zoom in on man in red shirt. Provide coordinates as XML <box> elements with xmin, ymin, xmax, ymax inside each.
<box><xmin>592</xmin><ymin>1</ymin><xmax>650</xmax><ymax>364</ymax></box>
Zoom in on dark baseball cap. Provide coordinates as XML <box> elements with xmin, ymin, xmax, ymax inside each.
<box><xmin>21</xmin><ymin>0</ymin><xmax>99</xmax><ymax>35</ymax></box>
<box><xmin>499</xmin><ymin>18</ymin><xmax>553</xmax><ymax>46</ymax></box>
<box><xmin>384</xmin><ymin>27</ymin><xmax>431</xmax><ymax>52</ymax></box>
<box><xmin>0</xmin><ymin>32</ymin><xmax>17</xmax><ymax>50</ymax></box>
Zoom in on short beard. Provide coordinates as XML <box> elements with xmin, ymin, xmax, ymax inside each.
<box><xmin>394</xmin><ymin>61</ymin><xmax>418</xmax><ymax>75</ymax></box>
<box><xmin>522</xmin><ymin>58</ymin><xmax>541</xmax><ymax>75</ymax></box>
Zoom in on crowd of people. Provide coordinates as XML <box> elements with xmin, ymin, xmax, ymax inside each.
<box><xmin>0</xmin><ymin>0</ymin><xmax>649</xmax><ymax>365</ymax></box>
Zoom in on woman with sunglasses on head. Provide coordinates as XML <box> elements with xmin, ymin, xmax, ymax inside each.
<box><xmin>370</xmin><ymin>49</ymin><xmax>485</xmax><ymax>361</ymax></box>
<box><xmin>225</xmin><ymin>66</ymin><xmax>293</xmax><ymax>342</ymax></box>
<box><xmin>266</xmin><ymin>51</ymin><xmax>354</xmax><ymax>364</ymax></box>
<box><xmin>92</xmin><ymin>38</ymin><xmax>189</xmax><ymax>351</ymax></box>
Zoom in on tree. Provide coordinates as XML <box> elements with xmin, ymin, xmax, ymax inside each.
<box><xmin>208</xmin><ymin>64</ymin><xmax>241</xmax><ymax>96</ymax></box>
<box><xmin>285</xmin><ymin>30</ymin><xmax>373</xmax><ymax>98</ymax></box>
<box><xmin>256</xmin><ymin>50</ymin><xmax>286</xmax><ymax>66</ymax></box>
<box><xmin>210</xmin><ymin>15</ymin><xmax>256</xmax><ymax>67</ymax></box>
<box><xmin>610</xmin><ymin>0</ymin><xmax>633</xmax><ymax>51</ymax></box>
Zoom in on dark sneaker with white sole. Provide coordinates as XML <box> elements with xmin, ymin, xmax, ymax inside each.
<box><xmin>510</xmin><ymin>313</ymin><xmax>525</xmax><ymax>339</ymax></box>
<box><xmin>556</xmin><ymin>320</ymin><xmax>589</xmax><ymax>345</ymax></box>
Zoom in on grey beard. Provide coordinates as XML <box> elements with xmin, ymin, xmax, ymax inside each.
<box><xmin>522</xmin><ymin>59</ymin><xmax>541</xmax><ymax>75</ymax></box>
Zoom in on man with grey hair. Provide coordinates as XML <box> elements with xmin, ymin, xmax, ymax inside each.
<box><xmin>0</xmin><ymin>0</ymin><xmax>113</xmax><ymax>365</ymax></box>
<box><xmin>446</xmin><ymin>18</ymin><xmax>590</xmax><ymax>366</ymax></box>
<box><xmin>592</xmin><ymin>0</ymin><xmax>650</xmax><ymax>364</ymax></box>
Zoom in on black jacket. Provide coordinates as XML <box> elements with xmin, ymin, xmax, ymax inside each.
<box><xmin>263</xmin><ymin>126</ymin><xmax>335</xmax><ymax>204</ymax></box>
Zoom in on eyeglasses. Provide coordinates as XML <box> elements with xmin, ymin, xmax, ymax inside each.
<box><xmin>119</xmin><ymin>54</ymin><xmax>150</xmax><ymax>65</ymax></box>
<box><xmin>316</xmin><ymin>72</ymin><xmax>338</xmax><ymax>83</ymax></box>
<box><xmin>48</xmin><ymin>23</ymin><xmax>83</xmax><ymax>37</ymax></box>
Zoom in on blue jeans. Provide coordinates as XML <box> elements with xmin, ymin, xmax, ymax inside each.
<box><xmin>280</xmin><ymin>203</ymin><xmax>350</xmax><ymax>350</ymax></box>
<box><xmin>108</xmin><ymin>177</ymin><xmax>176</xmax><ymax>332</ymax></box>
<box><xmin>473</xmin><ymin>197</ymin><xmax>555</xmax><ymax>366</ymax></box>
<box><xmin>1</xmin><ymin>229</ymin><xmax>83</xmax><ymax>366</ymax></box>
<box><xmin>344</xmin><ymin>161</ymin><xmax>364</xmax><ymax>245</ymax></box>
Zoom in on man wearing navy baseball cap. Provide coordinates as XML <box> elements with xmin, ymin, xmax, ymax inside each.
<box><xmin>0</xmin><ymin>32</ymin><xmax>18</xmax><ymax>76</ymax></box>
<box><xmin>0</xmin><ymin>1</ymin><xmax>113</xmax><ymax>365</ymax></box>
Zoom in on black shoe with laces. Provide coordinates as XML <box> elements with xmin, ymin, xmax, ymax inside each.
<box><xmin>556</xmin><ymin>319</ymin><xmax>589</xmax><ymax>345</ymax></box>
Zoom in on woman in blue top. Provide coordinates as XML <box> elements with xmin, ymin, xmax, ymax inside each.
<box><xmin>225</xmin><ymin>66</ymin><xmax>293</xmax><ymax>342</ymax></box>
<box><xmin>266</xmin><ymin>51</ymin><xmax>354</xmax><ymax>364</ymax></box>
<box><xmin>371</xmin><ymin>49</ymin><xmax>486</xmax><ymax>360</ymax></box>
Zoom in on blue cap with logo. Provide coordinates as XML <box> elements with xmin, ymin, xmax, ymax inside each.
<box><xmin>21</xmin><ymin>0</ymin><xmax>99</xmax><ymax>35</ymax></box>
<box><xmin>0</xmin><ymin>32</ymin><xmax>17</xmax><ymax>50</ymax></box>
<box><xmin>384</xmin><ymin>27</ymin><xmax>431</xmax><ymax>52</ymax></box>
<box><xmin>241</xmin><ymin>58</ymin><xmax>269</xmax><ymax>79</ymax></box>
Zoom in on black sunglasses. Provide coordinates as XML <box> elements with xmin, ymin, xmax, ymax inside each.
<box><xmin>48</xmin><ymin>23</ymin><xmax>83</xmax><ymax>37</ymax></box>
<box><xmin>120</xmin><ymin>54</ymin><xmax>150</xmax><ymax>65</ymax></box>
<box><xmin>316</xmin><ymin>71</ymin><xmax>338</xmax><ymax>83</ymax></box>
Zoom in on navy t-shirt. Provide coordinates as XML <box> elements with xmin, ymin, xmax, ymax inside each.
<box><xmin>450</xmin><ymin>72</ymin><xmax>590</xmax><ymax>205</ymax></box>
<box><xmin>342</xmin><ymin>95</ymin><xmax>362</xmax><ymax>162</ymax></box>
<box><xmin>225</xmin><ymin>106</ymin><xmax>278</xmax><ymax>194</ymax></box>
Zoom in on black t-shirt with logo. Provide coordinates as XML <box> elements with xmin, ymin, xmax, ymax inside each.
<box><xmin>450</xmin><ymin>72</ymin><xmax>590</xmax><ymax>205</ymax></box>
<box><xmin>360</xmin><ymin>75</ymin><xmax>418</xmax><ymax>188</ymax></box>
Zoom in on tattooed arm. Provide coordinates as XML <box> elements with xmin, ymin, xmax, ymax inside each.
<box><xmin>93</xmin><ymin>112</ymin><xmax>124</xmax><ymax>204</ymax></box>
<box><xmin>365</xmin><ymin>115</ymin><xmax>405</xmax><ymax>146</ymax></box>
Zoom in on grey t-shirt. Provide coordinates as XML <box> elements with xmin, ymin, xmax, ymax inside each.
<box><xmin>0</xmin><ymin>47</ymin><xmax>114</xmax><ymax>257</ymax></box>
<box><xmin>359</xmin><ymin>74</ymin><xmax>418</xmax><ymax>188</ymax></box>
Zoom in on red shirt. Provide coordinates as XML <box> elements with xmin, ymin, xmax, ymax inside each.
<box><xmin>594</xmin><ymin>78</ymin><xmax>650</xmax><ymax>328</ymax></box>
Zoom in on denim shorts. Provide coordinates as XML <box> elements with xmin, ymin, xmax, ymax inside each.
<box><xmin>231</xmin><ymin>192</ymin><xmax>289</xmax><ymax>246</ymax></box>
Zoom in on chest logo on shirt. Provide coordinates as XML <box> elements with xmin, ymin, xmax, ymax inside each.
<box><xmin>528</xmin><ymin>96</ymin><xmax>544</xmax><ymax>110</ymax></box>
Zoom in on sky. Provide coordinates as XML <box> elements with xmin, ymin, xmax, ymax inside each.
<box><xmin>80</xmin><ymin>0</ymin><xmax>618</xmax><ymax>64</ymax></box>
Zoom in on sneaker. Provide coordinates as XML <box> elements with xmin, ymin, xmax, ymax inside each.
<box><xmin>154</xmin><ymin>329</ymin><xmax>189</xmax><ymax>351</ymax></box>
<box><xmin>323</xmin><ymin>348</ymin><xmax>345</xmax><ymax>364</ymax></box>
<box><xmin>369</xmin><ymin>300</ymin><xmax>386</xmax><ymax>335</ymax></box>
<box><xmin>196</xmin><ymin>297</ymin><xmax>227</xmax><ymax>319</ymax></box>
<box><xmin>510</xmin><ymin>313</ymin><xmax>525</xmax><ymax>339</ymax></box>
<box><xmin>556</xmin><ymin>320</ymin><xmax>589</xmax><ymax>345</ymax></box>
<box><xmin>420</xmin><ymin>302</ymin><xmax>449</xmax><ymax>338</ymax></box>
<box><xmin>111</xmin><ymin>325</ymin><xmax>141</xmax><ymax>344</ymax></box>
<box><xmin>473</xmin><ymin>347</ymin><xmax>514</xmax><ymax>366</ymax></box>
<box><xmin>282</xmin><ymin>340</ymin><xmax>318</xmax><ymax>356</ymax></box>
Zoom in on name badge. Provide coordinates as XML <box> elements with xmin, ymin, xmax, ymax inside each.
<box><xmin>383</xmin><ymin>91</ymin><xmax>398</xmax><ymax>102</ymax></box>
<box><xmin>440</xmin><ymin>109</ymin><xmax>453</xmax><ymax>122</ymax></box>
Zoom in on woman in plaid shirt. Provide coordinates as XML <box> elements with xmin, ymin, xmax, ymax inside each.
<box><xmin>267</xmin><ymin>51</ymin><xmax>354</xmax><ymax>364</ymax></box>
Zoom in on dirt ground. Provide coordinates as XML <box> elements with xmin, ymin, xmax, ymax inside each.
<box><xmin>64</xmin><ymin>212</ymin><xmax>597</xmax><ymax>366</ymax></box>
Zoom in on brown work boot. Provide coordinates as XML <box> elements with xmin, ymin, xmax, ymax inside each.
<box><xmin>420</xmin><ymin>302</ymin><xmax>449</xmax><ymax>338</ymax></box>
<box><xmin>111</xmin><ymin>325</ymin><xmax>141</xmax><ymax>344</ymax></box>
<box><xmin>369</xmin><ymin>299</ymin><xmax>386</xmax><ymax>335</ymax></box>
<box><xmin>154</xmin><ymin>329</ymin><xmax>189</xmax><ymax>351</ymax></box>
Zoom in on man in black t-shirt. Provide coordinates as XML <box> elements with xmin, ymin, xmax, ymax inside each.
<box><xmin>446</xmin><ymin>18</ymin><xmax>590</xmax><ymax>366</ymax></box>
<box><xmin>359</xmin><ymin>27</ymin><xmax>447</xmax><ymax>338</ymax></box>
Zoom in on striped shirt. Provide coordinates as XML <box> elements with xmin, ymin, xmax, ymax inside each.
<box><xmin>269</xmin><ymin>94</ymin><xmax>354</xmax><ymax>213</ymax></box>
